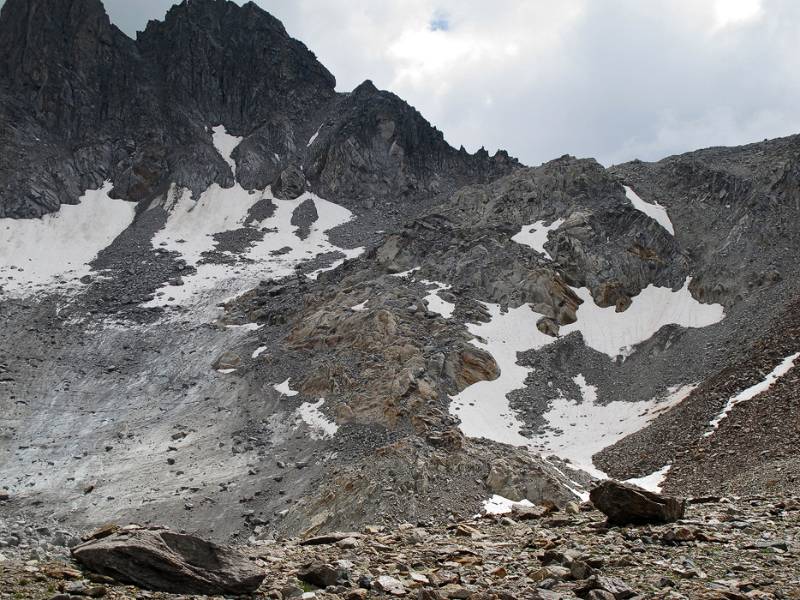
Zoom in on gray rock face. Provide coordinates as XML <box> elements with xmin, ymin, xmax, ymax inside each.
<box><xmin>274</xmin><ymin>165</ymin><xmax>309</xmax><ymax>201</ymax></box>
<box><xmin>71</xmin><ymin>527</ymin><xmax>265</xmax><ymax>595</ymax></box>
<box><xmin>290</xmin><ymin>197</ymin><xmax>319</xmax><ymax>239</ymax></box>
<box><xmin>589</xmin><ymin>480</ymin><xmax>685</xmax><ymax>525</ymax></box>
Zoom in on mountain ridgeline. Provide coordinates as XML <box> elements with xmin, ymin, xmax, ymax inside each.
<box><xmin>0</xmin><ymin>0</ymin><xmax>516</xmax><ymax>218</ymax></box>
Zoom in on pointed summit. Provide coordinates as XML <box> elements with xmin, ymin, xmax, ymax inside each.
<box><xmin>138</xmin><ymin>0</ymin><xmax>335</xmax><ymax>130</ymax></box>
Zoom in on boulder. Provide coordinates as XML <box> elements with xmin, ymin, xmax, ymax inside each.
<box><xmin>589</xmin><ymin>480</ymin><xmax>685</xmax><ymax>525</ymax></box>
<box><xmin>71</xmin><ymin>527</ymin><xmax>264</xmax><ymax>595</ymax></box>
<box><xmin>298</xmin><ymin>531</ymin><xmax>363</xmax><ymax>546</ymax></box>
<box><xmin>297</xmin><ymin>561</ymin><xmax>348</xmax><ymax>588</ymax></box>
<box><xmin>273</xmin><ymin>164</ymin><xmax>307</xmax><ymax>200</ymax></box>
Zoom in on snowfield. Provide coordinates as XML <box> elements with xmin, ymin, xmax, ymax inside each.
<box><xmin>143</xmin><ymin>125</ymin><xmax>363</xmax><ymax>312</ymax></box>
<box><xmin>450</xmin><ymin>302</ymin><xmax>557</xmax><ymax>448</ymax></box>
<box><xmin>0</xmin><ymin>182</ymin><xmax>136</xmax><ymax>297</ymax></box>
<box><xmin>211</xmin><ymin>125</ymin><xmax>242</xmax><ymax>175</ymax></box>
<box><xmin>451</xmin><ymin>277</ymin><xmax>723</xmax><ymax>479</ymax></box>
<box><xmin>561</xmin><ymin>279</ymin><xmax>725</xmax><ymax>358</ymax></box>
<box><xmin>535</xmin><ymin>382</ymin><xmax>694</xmax><ymax>479</ymax></box>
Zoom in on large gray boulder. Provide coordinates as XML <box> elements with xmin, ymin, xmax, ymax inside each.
<box><xmin>590</xmin><ymin>480</ymin><xmax>685</xmax><ymax>525</ymax></box>
<box><xmin>71</xmin><ymin>526</ymin><xmax>265</xmax><ymax>595</ymax></box>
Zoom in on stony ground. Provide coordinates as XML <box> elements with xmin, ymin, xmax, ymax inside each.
<box><xmin>2</xmin><ymin>495</ymin><xmax>799</xmax><ymax>599</ymax></box>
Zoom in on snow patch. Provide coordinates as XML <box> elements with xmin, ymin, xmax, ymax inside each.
<box><xmin>536</xmin><ymin>383</ymin><xmax>692</xmax><ymax>479</ymax></box>
<box><xmin>511</xmin><ymin>218</ymin><xmax>564</xmax><ymax>258</ymax></box>
<box><xmin>625</xmin><ymin>465</ymin><xmax>672</xmax><ymax>493</ymax></box>
<box><xmin>420</xmin><ymin>280</ymin><xmax>455</xmax><ymax>318</ymax></box>
<box><xmin>274</xmin><ymin>378</ymin><xmax>299</xmax><ymax>397</ymax></box>
<box><xmin>624</xmin><ymin>185</ymin><xmax>674</xmax><ymax>235</ymax></box>
<box><xmin>144</xmin><ymin>186</ymin><xmax>363</xmax><ymax>311</ymax></box>
<box><xmin>307</xmin><ymin>125</ymin><xmax>322</xmax><ymax>147</ymax></box>
<box><xmin>350</xmin><ymin>300</ymin><xmax>369</xmax><ymax>312</ymax></box>
<box><xmin>0</xmin><ymin>182</ymin><xmax>136</xmax><ymax>297</ymax></box>
<box><xmin>482</xmin><ymin>495</ymin><xmax>535</xmax><ymax>515</ymax></box>
<box><xmin>295</xmin><ymin>399</ymin><xmax>338</xmax><ymax>439</ymax></box>
<box><xmin>561</xmin><ymin>279</ymin><xmax>725</xmax><ymax>358</ymax></box>
<box><xmin>211</xmin><ymin>125</ymin><xmax>242</xmax><ymax>176</ymax></box>
<box><xmin>705</xmin><ymin>352</ymin><xmax>800</xmax><ymax>436</ymax></box>
<box><xmin>450</xmin><ymin>303</ymin><xmax>556</xmax><ymax>447</ymax></box>
<box><xmin>389</xmin><ymin>267</ymin><xmax>420</xmax><ymax>278</ymax></box>
<box><xmin>226</xmin><ymin>323</ymin><xmax>263</xmax><ymax>332</ymax></box>
<box><xmin>216</xmin><ymin>368</ymin><xmax>237</xmax><ymax>375</ymax></box>
<box><xmin>252</xmin><ymin>346</ymin><xmax>267</xmax><ymax>359</ymax></box>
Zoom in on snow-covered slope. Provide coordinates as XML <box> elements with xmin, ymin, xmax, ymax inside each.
<box><xmin>451</xmin><ymin>279</ymin><xmax>723</xmax><ymax>478</ymax></box>
<box><xmin>0</xmin><ymin>183</ymin><xmax>136</xmax><ymax>297</ymax></box>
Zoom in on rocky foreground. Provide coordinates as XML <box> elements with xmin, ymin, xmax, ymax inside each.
<box><xmin>1</xmin><ymin>492</ymin><xmax>799</xmax><ymax>599</ymax></box>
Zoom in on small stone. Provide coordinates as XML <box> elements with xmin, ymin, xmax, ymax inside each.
<box><xmin>297</xmin><ymin>562</ymin><xmax>346</xmax><ymax>588</ymax></box>
<box><xmin>374</xmin><ymin>574</ymin><xmax>407</xmax><ymax>596</ymax></box>
<box><xmin>570</xmin><ymin>560</ymin><xmax>595</xmax><ymax>580</ymax></box>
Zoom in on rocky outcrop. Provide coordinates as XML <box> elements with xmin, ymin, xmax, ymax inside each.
<box><xmin>71</xmin><ymin>526</ymin><xmax>265</xmax><ymax>594</ymax></box>
<box><xmin>589</xmin><ymin>480</ymin><xmax>685</xmax><ymax>525</ymax></box>
<box><xmin>610</xmin><ymin>134</ymin><xmax>800</xmax><ymax>307</ymax></box>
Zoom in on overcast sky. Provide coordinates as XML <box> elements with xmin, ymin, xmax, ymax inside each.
<box><xmin>62</xmin><ymin>1</ymin><xmax>800</xmax><ymax>165</ymax></box>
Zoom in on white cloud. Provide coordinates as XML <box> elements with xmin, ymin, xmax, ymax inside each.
<box><xmin>713</xmin><ymin>0</ymin><xmax>763</xmax><ymax>30</ymax></box>
<box><xmin>93</xmin><ymin>0</ymin><xmax>800</xmax><ymax>165</ymax></box>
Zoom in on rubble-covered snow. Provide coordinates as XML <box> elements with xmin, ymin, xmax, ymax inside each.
<box><xmin>294</xmin><ymin>399</ymin><xmax>338</xmax><ymax>439</ymax></box>
<box><xmin>624</xmin><ymin>185</ymin><xmax>674</xmax><ymax>235</ymax></box>
<box><xmin>511</xmin><ymin>218</ymin><xmax>564</xmax><ymax>258</ymax></box>
<box><xmin>0</xmin><ymin>182</ymin><xmax>136</xmax><ymax>297</ymax></box>
<box><xmin>705</xmin><ymin>351</ymin><xmax>800</xmax><ymax>436</ymax></box>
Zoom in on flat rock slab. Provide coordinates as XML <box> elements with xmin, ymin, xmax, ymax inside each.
<box><xmin>71</xmin><ymin>527</ymin><xmax>265</xmax><ymax>595</ymax></box>
<box><xmin>298</xmin><ymin>531</ymin><xmax>363</xmax><ymax>546</ymax></box>
<box><xmin>590</xmin><ymin>480</ymin><xmax>685</xmax><ymax>525</ymax></box>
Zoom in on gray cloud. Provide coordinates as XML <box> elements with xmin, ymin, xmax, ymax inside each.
<box><xmin>8</xmin><ymin>0</ymin><xmax>800</xmax><ymax>166</ymax></box>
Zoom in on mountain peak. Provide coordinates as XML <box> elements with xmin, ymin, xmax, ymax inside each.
<box><xmin>152</xmin><ymin>0</ymin><xmax>286</xmax><ymax>35</ymax></box>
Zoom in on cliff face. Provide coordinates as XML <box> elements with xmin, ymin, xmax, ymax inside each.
<box><xmin>0</xmin><ymin>0</ymin><xmax>517</xmax><ymax>218</ymax></box>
